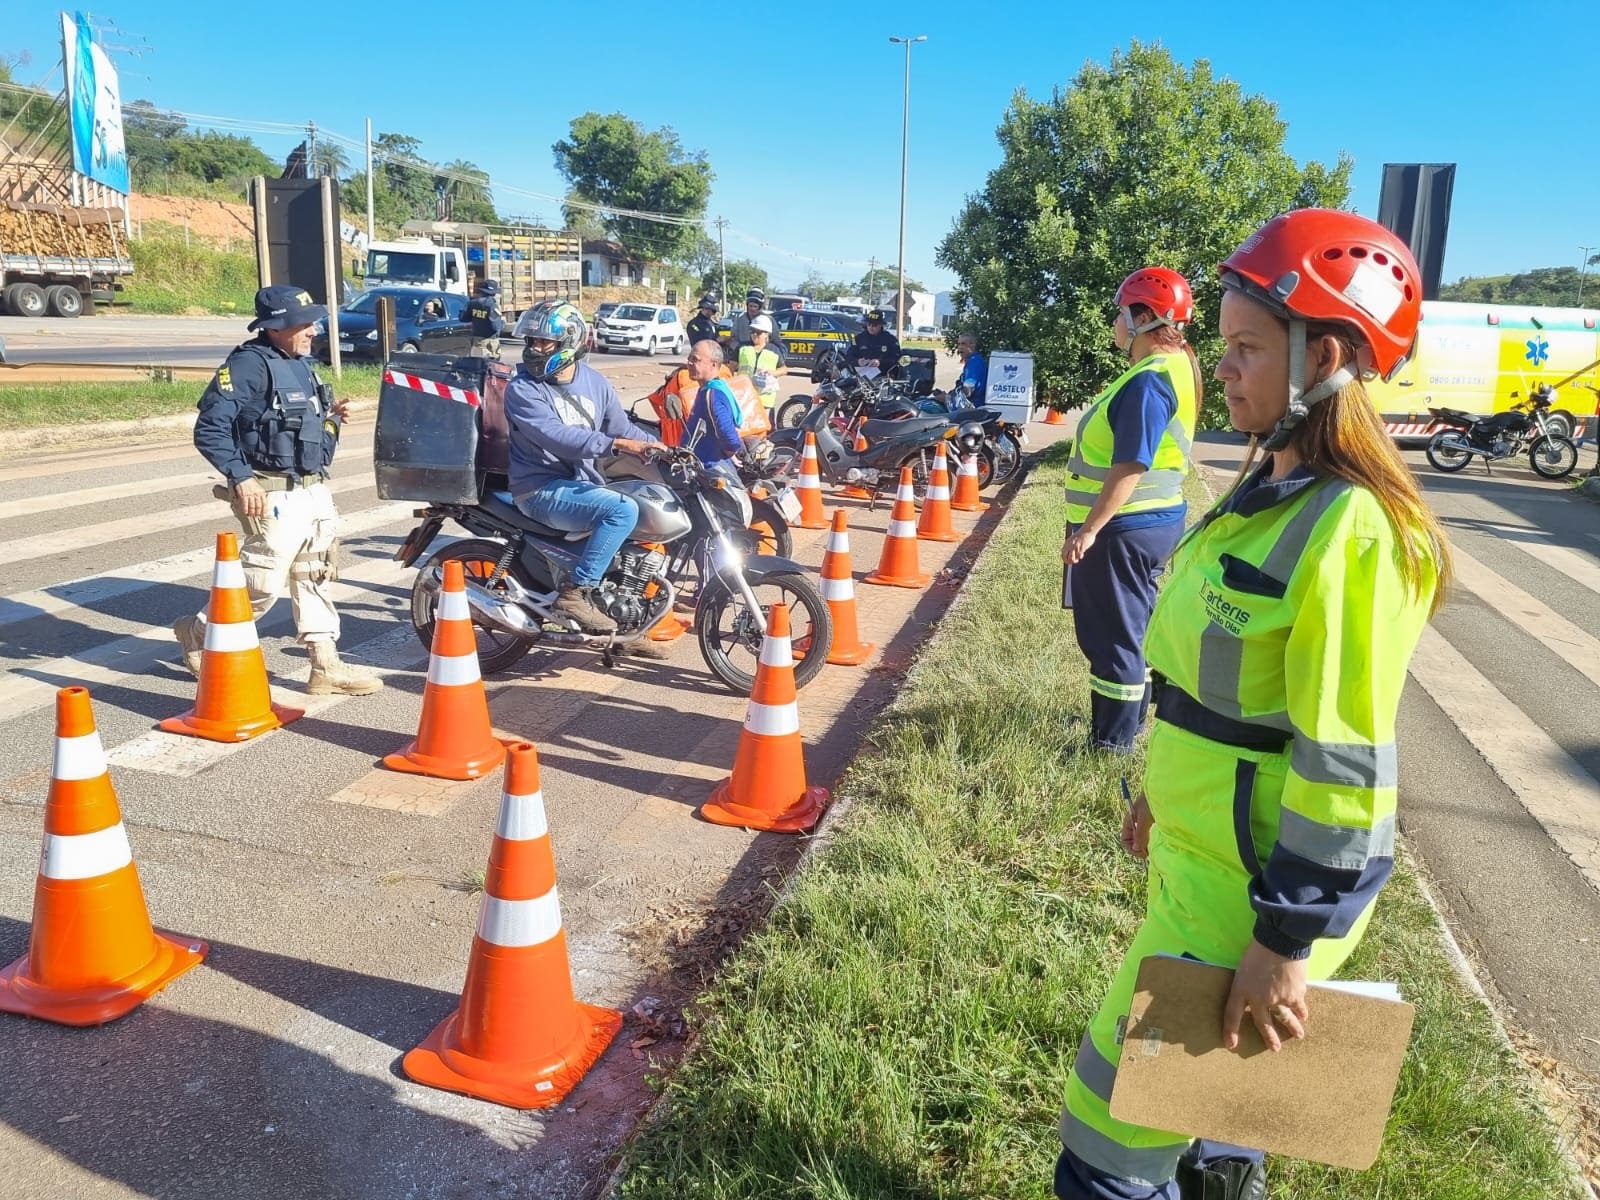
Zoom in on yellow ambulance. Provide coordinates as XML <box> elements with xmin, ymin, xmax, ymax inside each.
<box><xmin>1366</xmin><ymin>300</ymin><xmax>1600</xmax><ymax>439</ymax></box>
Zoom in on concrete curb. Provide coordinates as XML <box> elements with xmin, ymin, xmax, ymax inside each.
<box><xmin>0</xmin><ymin>397</ymin><xmax>379</xmax><ymax>456</ymax></box>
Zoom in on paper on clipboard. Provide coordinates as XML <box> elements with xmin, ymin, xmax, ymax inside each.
<box><xmin>1108</xmin><ymin>955</ymin><xmax>1414</xmax><ymax>1170</ymax></box>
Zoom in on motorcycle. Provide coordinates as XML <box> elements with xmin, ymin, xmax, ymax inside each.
<box><xmin>1424</xmin><ymin>385</ymin><xmax>1579</xmax><ymax>479</ymax></box>
<box><xmin>393</xmin><ymin>446</ymin><xmax>833</xmax><ymax>694</ymax></box>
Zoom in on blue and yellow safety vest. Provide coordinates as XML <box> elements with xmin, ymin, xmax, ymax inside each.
<box><xmin>1064</xmin><ymin>353</ymin><xmax>1196</xmax><ymax>525</ymax></box>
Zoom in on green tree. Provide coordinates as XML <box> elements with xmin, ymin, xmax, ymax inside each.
<box><xmin>796</xmin><ymin>272</ymin><xmax>851</xmax><ymax>302</ymax></box>
<box><xmin>312</xmin><ymin>141</ymin><xmax>349</xmax><ymax>181</ymax></box>
<box><xmin>441</xmin><ymin>158</ymin><xmax>497</xmax><ymax>223</ymax></box>
<box><xmin>855</xmin><ymin>265</ymin><xmax>926</xmax><ymax>316</ymax></box>
<box><xmin>937</xmin><ymin>41</ymin><xmax>1350</xmax><ymax>425</ymax></box>
<box><xmin>123</xmin><ymin>98</ymin><xmax>185</xmax><ymax>187</ymax></box>
<box><xmin>1439</xmin><ymin>266</ymin><xmax>1597</xmax><ymax>308</ymax></box>
<box><xmin>553</xmin><ymin>112</ymin><xmax>713</xmax><ymax>261</ymax></box>
<box><xmin>170</xmin><ymin>131</ymin><xmax>275</xmax><ymax>186</ymax></box>
<box><xmin>702</xmin><ymin>259</ymin><xmax>768</xmax><ymax>303</ymax></box>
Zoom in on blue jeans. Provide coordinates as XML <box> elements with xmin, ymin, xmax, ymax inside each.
<box><xmin>516</xmin><ymin>478</ymin><xmax>638</xmax><ymax>587</ymax></box>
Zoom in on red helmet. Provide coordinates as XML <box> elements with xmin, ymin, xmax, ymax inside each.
<box><xmin>1115</xmin><ymin>267</ymin><xmax>1194</xmax><ymax>328</ymax></box>
<box><xmin>1218</xmin><ymin>208</ymin><xmax>1422</xmax><ymax>380</ymax></box>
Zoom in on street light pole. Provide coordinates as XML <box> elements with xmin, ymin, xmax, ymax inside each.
<box><xmin>1579</xmin><ymin>244</ymin><xmax>1597</xmax><ymax>307</ymax></box>
<box><xmin>889</xmin><ymin>34</ymin><xmax>926</xmax><ymax>344</ymax></box>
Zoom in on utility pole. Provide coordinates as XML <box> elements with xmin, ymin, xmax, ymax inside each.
<box><xmin>365</xmin><ymin>118</ymin><xmax>375</xmax><ymax>246</ymax></box>
<box><xmin>889</xmin><ymin>34</ymin><xmax>926</xmax><ymax>342</ymax></box>
<box><xmin>307</xmin><ymin>120</ymin><xmax>317</xmax><ymax>177</ymax></box>
<box><xmin>868</xmin><ymin>256</ymin><xmax>878</xmax><ymax>305</ymax></box>
<box><xmin>716</xmin><ymin>216</ymin><xmax>728</xmax><ymax>312</ymax></box>
<box><xmin>1579</xmin><ymin>244</ymin><xmax>1597</xmax><ymax>307</ymax></box>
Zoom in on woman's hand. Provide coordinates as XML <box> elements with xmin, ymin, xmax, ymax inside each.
<box><xmin>1120</xmin><ymin>790</ymin><xmax>1153</xmax><ymax>859</ymax></box>
<box><xmin>1062</xmin><ymin>526</ymin><xmax>1097</xmax><ymax>565</ymax></box>
<box><xmin>1223</xmin><ymin>940</ymin><xmax>1310</xmax><ymax>1052</ymax></box>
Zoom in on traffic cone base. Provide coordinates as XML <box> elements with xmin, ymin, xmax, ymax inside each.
<box><xmin>5</xmin><ymin>686</ymin><xmax>208</xmax><ymax>1026</ymax></box>
<box><xmin>402</xmin><ymin>743</ymin><xmax>621</xmax><ymax>1108</ymax></box>
<box><xmin>1043</xmin><ymin>408</ymin><xmax>1066</xmax><ymax>425</ymax></box>
<box><xmin>163</xmin><ymin>533</ymin><xmax>304</xmax><ymax>741</ymax></box>
<box><xmin>837</xmin><ymin>485</ymin><xmax>875</xmax><ymax>500</ymax></box>
<box><xmin>0</xmin><ymin>922</ymin><xmax>205</xmax><ymax>1027</ymax></box>
<box><xmin>647</xmin><ymin>610</ymin><xmax>686</xmax><ymax>642</ymax></box>
<box><xmin>701</xmin><ymin>777</ymin><xmax>829</xmax><ymax>833</ymax></box>
<box><xmin>386</xmin><ymin>564</ymin><xmax>507</xmax><ymax>780</ymax></box>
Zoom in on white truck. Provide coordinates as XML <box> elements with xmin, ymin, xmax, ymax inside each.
<box><xmin>0</xmin><ymin>201</ymin><xmax>135</xmax><ymax>317</ymax></box>
<box><xmin>361</xmin><ymin>220</ymin><xmax>581</xmax><ymax>318</ymax></box>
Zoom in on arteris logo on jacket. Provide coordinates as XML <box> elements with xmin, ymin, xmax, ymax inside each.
<box><xmin>1200</xmin><ymin>578</ymin><xmax>1253</xmax><ymax>635</ymax></box>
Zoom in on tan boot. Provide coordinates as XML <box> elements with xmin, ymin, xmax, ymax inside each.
<box><xmin>306</xmin><ymin>639</ymin><xmax>383</xmax><ymax>696</ymax></box>
<box><xmin>172</xmin><ymin>614</ymin><xmax>205</xmax><ymax>677</ymax></box>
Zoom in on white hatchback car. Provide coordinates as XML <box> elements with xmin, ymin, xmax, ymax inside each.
<box><xmin>594</xmin><ymin>304</ymin><xmax>686</xmax><ymax>356</ymax></box>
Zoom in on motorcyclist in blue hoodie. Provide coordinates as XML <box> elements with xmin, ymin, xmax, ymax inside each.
<box><xmin>502</xmin><ymin>300</ymin><xmax>664</xmax><ymax>634</ymax></box>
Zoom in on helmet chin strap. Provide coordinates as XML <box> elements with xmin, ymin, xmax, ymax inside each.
<box><xmin>1261</xmin><ymin>320</ymin><xmax>1355</xmax><ymax>452</ymax></box>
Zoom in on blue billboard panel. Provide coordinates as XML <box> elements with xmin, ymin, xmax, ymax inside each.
<box><xmin>61</xmin><ymin>11</ymin><xmax>130</xmax><ymax>194</ymax></box>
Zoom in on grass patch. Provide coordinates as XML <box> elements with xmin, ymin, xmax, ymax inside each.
<box><xmin>0</xmin><ymin>366</ymin><xmax>388</xmax><ymax>430</ymax></box>
<box><xmin>613</xmin><ymin>445</ymin><xmax>1583</xmax><ymax>1199</ymax></box>
<box><xmin>122</xmin><ymin>221</ymin><xmax>260</xmax><ymax>316</ymax></box>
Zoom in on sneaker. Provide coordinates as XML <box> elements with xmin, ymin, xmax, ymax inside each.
<box><xmin>553</xmin><ymin>585</ymin><xmax>617</xmax><ymax>633</ymax></box>
<box><xmin>617</xmin><ymin>638</ymin><xmax>670</xmax><ymax>660</ymax></box>
<box><xmin>172</xmin><ymin>614</ymin><xmax>204</xmax><ymax>677</ymax></box>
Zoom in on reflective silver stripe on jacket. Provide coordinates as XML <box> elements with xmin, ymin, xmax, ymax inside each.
<box><xmin>1058</xmin><ymin>1110</ymin><xmax>1188</xmax><ymax>1187</ymax></box>
<box><xmin>1066</xmin><ymin>413</ymin><xmax>1193</xmax><ymax>509</ymax></box>
<box><xmin>1194</xmin><ymin>479</ymin><xmax>1352</xmax><ymax>730</ymax></box>
<box><xmin>1071</xmin><ymin>1030</ymin><xmax>1119</xmax><ymax>1103</ymax></box>
<box><xmin>1290</xmin><ymin>735</ymin><xmax>1398</xmax><ymax>789</ymax></box>
<box><xmin>1277</xmin><ymin>808</ymin><xmax>1397</xmax><ymax>870</ymax></box>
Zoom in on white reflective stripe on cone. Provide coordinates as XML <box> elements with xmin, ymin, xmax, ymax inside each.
<box><xmin>826</xmin><ymin>532</ymin><xmax>850</xmax><ymax>554</ymax></box>
<box><xmin>477</xmin><ymin>888</ymin><xmax>562</xmax><ymax>948</ymax></box>
<box><xmin>820</xmin><ymin>576</ymin><xmax>855</xmax><ymax>601</ymax></box>
<box><xmin>53</xmin><ymin>732</ymin><xmax>107</xmax><ymax>781</ymax></box>
<box><xmin>887</xmin><ymin>519</ymin><xmax>918</xmax><ymax>539</ymax></box>
<box><xmin>799</xmin><ymin>472</ymin><xmax>820</xmax><ymax>486</ymax></box>
<box><xmin>40</xmin><ymin>823</ymin><xmax>133</xmax><ymax>880</ymax></box>
<box><xmin>213</xmin><ymin>559</ymin><xmax>247</xmax><ymax>589</ymax></box>
<box><xmin>759</xmin><ymin>635</ymin><xmax>794</xmax><ymax>667</ymax></box>
<box><xmin>437</xmin><ymin>590</ymin><xmax>470</xmax><ymax>622</ymax></box>
<box><xmin>927</xmin><ymin>485</ymin><xmax>950</xmax><ymax>500</ymax></box>
<box><xmin>497</xmin><ymin>789</ymin><xmax>549</xmax><ymax>841</ymax></box>
<box><xmin>204</xmin><ymin>620</ymin><xmax>259</xmax><ymax>653</ymax></box>
<box><xmin>744</xmin><ymin>699</ymin><xmax>800</xmax><ymax>736</ymax></box>
<box><xmin>428</xmin><ymin>652</ymin><xmax>482</xmax><ymax>686</ymax></box>
<box><xmin>958</xmin><ymin>457</ymin><xmax>977</xmax><ymax>475</ymax></box>
<box><xmin>897</xmin><ymin>486</ymin><xmax>918</xmax><ymax>503</ymax></box>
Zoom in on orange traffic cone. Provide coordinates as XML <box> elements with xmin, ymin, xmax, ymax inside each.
<box><xmin>915</xmin><ymin>444</ymin><xmax>961</xmax><ymax>543</ymax></box>
<box><xmin>793</xmin><ymin>431</ymin><xmax>830</xmax><ymax>529</ymax></box>
<box><xmin>700</xmin><ymin>603</ymin><xmax>830</xmax><ymax>832</ymax></box>
<box><xmin>1</xmin><ymin>687</ymin><xmax>207</xmax><ymax>1026</ymax></box>
<box><xmin>647</xmin><ymin>611</ymin><xmax>686</xmax><ymax>642</ymax></box>
<box><xmin>1043</xmin><ymin>407</ymin><xmax>1067</xmax><ymax>425</ymax></box>
<box><xmin>161</xmin><ymin>532</ymin><xmax>303</xmax><ymax>742</ymax></box>
<box><xmin>864</xmin><ymin>467</ymin><xmax>931</xmax><ymax>589</ymax></box>
<box><xmin>385</xmin><ymin>560</ymin><xmax>507</xmax><ymax>780</ymax></box>
<box><xmin>820</xmin><ymin>512</ymin><xmax>873</xmax><ymax>666</ymax></box>
<box><xmin>950</xmin><ymin>450</ymin><xmax>991</xmax><ymax>512</ymax></box>
<box><xmin>403</xmin><ymin>742</ymin><xmax>622</xmax><ymax>1108</ymax></box>
<box><xmin>838</xmin><ymin>425</ymin><xmax>875</xmax><ymax>501</ymax></box>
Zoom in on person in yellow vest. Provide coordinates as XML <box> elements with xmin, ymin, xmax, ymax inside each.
<box><xmin>1052</xmin><ymin>210</ymin><xmax>1452</xmax><ymax>1200</ymax></box>
<box><xmin>737</xmin><ymin>314</ymin><xmax>787</xmax><ymax>420</ymax></box>
<box><xmin>1061</xmin><ymin>267</ymin><xmax>1203</xmax><ymax>751</ymax></box>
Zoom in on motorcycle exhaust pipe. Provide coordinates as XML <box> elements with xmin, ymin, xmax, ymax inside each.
<box><xmin>1437</xmin><ymin>433</ymin><xmax>1475</xmax><ymax>453</ymax></box>
<box><xmin>461</xmin><ymin>580</ymin><xmax>544</xmax><ymax>637</ymax></box>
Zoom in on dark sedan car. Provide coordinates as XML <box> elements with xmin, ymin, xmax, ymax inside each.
<box><xmin>716</xmin><ymin>306</ymin><xmax>861</xmax><ymax>369</ymax></box>
<box><xmin>311</xmin><ymin>288</ymin><xmax>473</xmax><ymax>364</ymax></box>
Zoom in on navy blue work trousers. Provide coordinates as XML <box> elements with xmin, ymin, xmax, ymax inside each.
<box><xmin>1068</xmin><ymin>520</ymin><xmax>1183</xmax><ymax>750</ymax></box>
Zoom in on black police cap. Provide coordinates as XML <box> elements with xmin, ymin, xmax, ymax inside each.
<box><xmin>248</xmin><ymin>285</ymin><xmax>328</xmax><ymax>331</ymax></box>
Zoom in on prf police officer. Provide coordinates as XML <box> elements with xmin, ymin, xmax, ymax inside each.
<box><xmin>466</xmin><ymin>277</ymin><xmax>505</xmax><ymax>358</ymax></box>
<box><xmin>174</xmin><ymin>286</ymin><xmax>382</xmax><ymax>696</ymax></box>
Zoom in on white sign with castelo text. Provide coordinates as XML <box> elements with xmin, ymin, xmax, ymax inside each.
<box><xmin>986</xmin><ymin>351</ymin><xmax>1035</xmax><ymax>426</ymax></box>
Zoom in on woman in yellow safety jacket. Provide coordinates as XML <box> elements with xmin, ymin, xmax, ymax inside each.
<box><xmin>1053</xmin><ymin>209</ymin><xmax>1453</xmax><ymax>1200</ymax></box>
<box><xmin>737</xmin><ymin>315</ymin><xmax>787</xmax><ymax>419</ymax></box>
<box><xmin>1061</xmin><ymin>266</ymin><xmax>1205</xmax><ymax>751</ymax></box>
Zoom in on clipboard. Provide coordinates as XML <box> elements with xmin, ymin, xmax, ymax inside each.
<box><xmin>1108</xmin><ymin>955</ymin><xmax>1414</xmax><ymax>1170</ymax></box>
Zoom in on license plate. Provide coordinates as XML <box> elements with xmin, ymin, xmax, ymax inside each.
<box><xmin>339</xmin><ymin>342</ymin><xmax>353</xmax><ymax>352</ymax></box>
<box><xmin>775</xmin><ymin>488</ymin><xmax>802</xmax><ymax>522</ymax></box>
<box><xmin>607</xmin><ymin>336</ymin><xmax>627</xmax><ymax>345</ymax></box>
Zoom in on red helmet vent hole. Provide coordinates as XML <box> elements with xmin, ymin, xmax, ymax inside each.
<box><xmin>1349</xmin><ymin>246</ymin><xmax>1369</xmax><ymax>259</ymax></box>
<box><xmin>1322</xmin><ymin>248</ymin><xmax>1343</xmax><ymax>260</ymax></box>
<box><xmin>1391</xmin><ymin>265</ymin><xmax>1406</xmax><ymax>282</ymax></box>
<box><xmin>1403</xmin><ymin>284</ymin><xmax>1415</xmax><ymax>300</ymax></box>
<box><xmin>1372</xmin><ymin>252</ymin><xmax>1389</xmax><ymax>265</ymax></box>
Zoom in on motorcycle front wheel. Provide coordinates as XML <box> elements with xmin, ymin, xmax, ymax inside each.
<box><xmin>745</xmin><ymin>497</ymin><xmax>794</xmax><ymax>558</ymax></box>
<box><xmin>411</xmin><ymin>539</ymin><xmax>537</xmax><ymax>675</ymax></box>
<box><xmin>775</xmin><ymin>395</ymin><xmax>811</xmax><ymax>429</ymax></box>
<box><xmin>696</xmin><ymin>571</ymin><xmax>833</xmax><ymax>694</ymax></box>
<box><xmin>1424</xmin><ymin>431</ymin><xmax>1473</xmax><ymax>473</ymax></box>
<box><xmin>1529</xmin><ymin>436</ymin><xmax>1578</xmax><ymax>479</ymax></box>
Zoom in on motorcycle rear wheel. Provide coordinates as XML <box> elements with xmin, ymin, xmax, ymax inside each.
<box><xmin>411</xmin><ymin>539</ymin><xmax>537</xmax><ymax>675</ymax></box>
<box><xmin>991</xmin><ymin>428</ymin><xmax>1024</xmax><ymax>484</ymax></box>
<box><xmin>900</xmin><ymin>444</ymin><xmax>993</xmax><ymax>501</ymax></box>
<box><xmin>1424</xmin><ymin>432</ymin><xmax>1472</xmax><ymax>473</ymax></box>
<box><xmin>696</xmin><ymin>571</ymin><xmax>833</xmax><ymax>694</ymax></box>
<box><xmin>746</xmin><ymin>497</ymin><xmax>794</xmax><ymax>558</ymax></box>
<box><xmin>1528</xmin><ymin>436</ymin><xmax>1578</xmax><ymax>479</ymax></box>
<box><xmin>775</xmin><ymin>396</ymin><xmax>811</xmax><ymax>429</ymax></box>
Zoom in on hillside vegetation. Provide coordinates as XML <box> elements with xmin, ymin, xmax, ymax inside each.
<box><xmin>1439</xmin><ymin>265</ymin><xmax>1599</xmax><ymax>309</ymax></box>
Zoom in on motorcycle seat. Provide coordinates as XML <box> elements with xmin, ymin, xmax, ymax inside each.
<box><xmin>481</xmin><ymin>490</ymin><xmax>590</xmax><ymax>541</ymax></box>
<box><xmin>859</xmin><ymin>415</ymin><xmax>949</xmax><ymax>442</ymax></box>
<box><xmin>1480</xmin><ymin>412</ymin><xmax>1525</xmax><ymax>432</ymax></box>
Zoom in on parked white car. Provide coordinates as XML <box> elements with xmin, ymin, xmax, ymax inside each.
<box><xmin>594</xmin><ymin>304</ymin><xmax>685</xmax><ymax>356</ymax></box>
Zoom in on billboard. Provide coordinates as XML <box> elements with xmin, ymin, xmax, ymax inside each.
<box><xmin>60</xmin><ymin>11</ymin><xmax>130</xmax><ymax>194</ymax></box>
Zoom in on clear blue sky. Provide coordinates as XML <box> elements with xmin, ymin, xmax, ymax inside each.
<box><xmin>8</xmin><ymin>1</ymin><xmax>1598</xmax><ymax>297</ymax></box>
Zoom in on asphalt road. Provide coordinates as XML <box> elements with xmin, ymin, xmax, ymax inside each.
<box><xmin>0</xmin><ymin>365</ymin><xmax>1006</xmax><ymax>1200</ymax></box>
<box><xmin>1191</xmin><ymin>433</ymin><xmax>1600</xmax><ymax>1084</ymax></box>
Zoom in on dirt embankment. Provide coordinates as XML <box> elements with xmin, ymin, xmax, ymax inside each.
<box><xmin>127</xmin><ymin>193</ymin><xmax>253</xmax><ymax>247</ymax></box>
